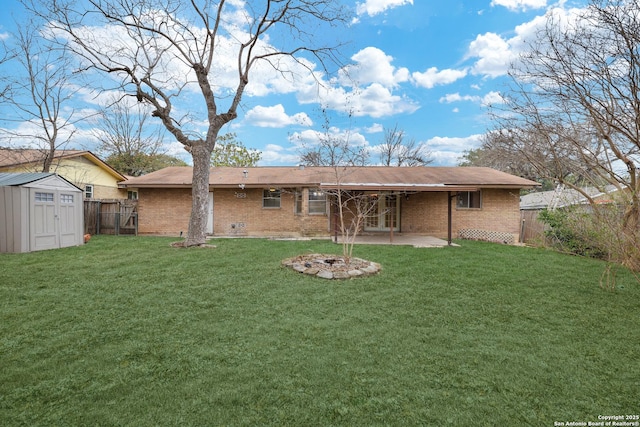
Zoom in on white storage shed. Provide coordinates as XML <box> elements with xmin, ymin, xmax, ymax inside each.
<box><xmin>0</xmin><ymin>173</ymin><xmax>84</xmax><ymax>253</ymax></box>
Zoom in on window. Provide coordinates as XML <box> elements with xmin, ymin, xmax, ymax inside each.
<box><xmin>35</xmin><ymin>192</ymin><xmax>54</xmax><ymax>202</ymax></box>
<box><xmin>263</xmin><ymin>189</ymin><xmax>281</xmax><ymax>208</ymax></box>
<box><xmin>61</xmin><ymin>194</ymin><xmax>74</xmax><ymax>204</ymax></box>
<box><xmin>128</xmin><ymin>190</ymin><xmax>138</xmax><ymax>200</ymax></box>
<box><xmin>457</xmin><ymin>191</ymin><xmax>482</xmax><ymax>209</ymax></box>
<box><xmin>294</xmin><ymin>191</ymin><xmax>303</xmax><ymax>215</ymax></box>
<box><xmin>308</xmin><ymin>189</ymin><xmax>327</xmax><ymax>215</ymax></box>
<box><xmin>85</xmin><ymin>185</ymin><xmax>94</xmax><ymax>199</ymax></box>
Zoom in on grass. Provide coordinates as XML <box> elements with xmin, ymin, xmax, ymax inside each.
<box><xmin>0</xmin><ymin>236</ymin><xmax>638</xmax><ymax>426</ymax></box>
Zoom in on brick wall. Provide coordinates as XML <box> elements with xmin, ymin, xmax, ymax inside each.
<box><xmin>138</xmin><ymin>188</ymin><xmax>192</xmax><ymax>235</ymax></box>
<box><xmin>400</xmin><ymin>189</ymin><xmax>521</xmax><ymax>240</ymax></box>
<box><xmin>214</xmin><ymin>188</ymin><xmax>330</xmax><ymax>237</ymax></box>
<box><xmin>138</xmin><ymin>187</ymin><xmax>330</xmax><ymax>237</ymax></box>
<box><xmin>137</xmin><ymin>187</ymin><xmax>521</xmax><ymax>240</ymax></box>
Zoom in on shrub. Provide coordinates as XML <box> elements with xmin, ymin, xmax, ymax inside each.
<box><xmin>538</xmin><ymin>207</ymin><xmax>607</xmax><ymax>259</ymax></box>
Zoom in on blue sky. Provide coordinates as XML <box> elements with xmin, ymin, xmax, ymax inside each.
<box><xmin>0</xmin><ymin>0</ymin><xmax>588</xmax><ymax>167</ymax></box>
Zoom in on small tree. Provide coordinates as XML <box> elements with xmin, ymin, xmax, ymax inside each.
<box><xmin>210</xmin><ymin>133</ymin><xmax>261</xmax><ymax>167</ymax></box>
<box><xmin>299</xmin><ymin>114</ymin><xmax>376</xmax><ymax>262</ymax></box>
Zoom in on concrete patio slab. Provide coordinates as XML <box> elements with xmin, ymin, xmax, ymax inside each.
<box><xmin>337</xmin><ymin>234</ymin><xmax>456</xmax><ymax>248</ymax></box>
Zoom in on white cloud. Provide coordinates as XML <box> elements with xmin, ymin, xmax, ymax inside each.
<box><xmin>295</xmin><ymin>46</ymin><xmax>419</xmax><ymax>119</ymax></box>
<box><xmin>439</xmin><ymin>91</ymin><xmax>504</xmax><ymax>106</ymax></box>
<box><xmin>440</xmin><ymin>93</ymin><xmax>477</xmax><ymax>104</ymax></box>
<box><xmin>466</xmin><ymin>32</ymin><xmax>513</xmax><ymax>78</ymax></box>
<box><xmin>340</xmin><ymin>47</ymin><xmax>410</xmax><ymax>89</ymax></box>
<box><xmin>299</xmin><ymin>80</ymin><xmax>419</xmax><ymax>119</ymax></box>
<box><xmin>341</xmin><ymin>83</ymin><xmax>419</xmax><ymax>118</ymax></box>
<box><xmin>258</xmin><ymin>143</ymin><xmax>301</xmax><ymax>165</ymax></box>
<box><xmin>490</xmin><ymin>0</ymin><xmax>547</xmax><ymax>12</ymax></box>
<box><xmin>244</xmin><ymin>104</ymin><xmax>313</xmax><ymax>128</ymax></box>
<box><xmin>466</xmin><ymin>5</ymin><xmax>582</xmax><ymax>79</ymax></box>
<box><xmin>288</xmin><ymin>127</ymin><xmax>368</xmax><ymax>150</ymax></box>
<box><xmin>365</xmin><ymin>123</ymin><xmax>384</xmax><ymax>133</ymax></box>
<box><xmin>412</xmin><ymin>67</ymin><xmax>467</xmax><ymax>89</ymax></box>
<box><xmin>356</xmin><ymin>0</ymin><xmax>413</xmax><ymax>17</ymax></box>
<box><xmin>424</xmin><ymin>134</ymin><xmax>484</xmax><ymax>166</ymax></box>
<box><xmin>481</xmin><ymin>91</ymin><xmax>505</xmax><ymax>106</ymax></box>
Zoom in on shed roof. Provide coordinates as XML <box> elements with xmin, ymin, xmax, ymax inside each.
<box><xmin>0</xmin><ymin>172</ymin><xmax>55</xmax><ymax>186</ymax></box>
<box><xmin>0</xmin><ymin>172</ymin><xmax>82</xmax><ymax>191</ymax></box>
<box><xmin>122</xmin><ymin>166</ymin><xmax>540</xmax><ymax>191</ymax></box>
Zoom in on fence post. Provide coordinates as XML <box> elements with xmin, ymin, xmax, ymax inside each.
<box><xmin>96</xmin><ymin>201</ymin><xmax>101</xmax><ymax>235</ymax></box>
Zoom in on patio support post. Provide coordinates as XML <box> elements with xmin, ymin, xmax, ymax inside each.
<box><xmin>389</xmin><ymin>194</ymin><xmax>394</xmax><ymax>243</ymax></box>
<box><xmin>333</xmin><ymin>205</ymin><xmax>338</xmax><ymax>244</ymax></box>
<box><xmin>447</xmin><ymin>191</ymin><xmax>454</xmax><ymax>246</ymax></box>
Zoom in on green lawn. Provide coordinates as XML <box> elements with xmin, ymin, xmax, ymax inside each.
<box><xmin>1</xmin><ymin>236</ymin><xmax>638</xmax><ymax>426</ymax></box>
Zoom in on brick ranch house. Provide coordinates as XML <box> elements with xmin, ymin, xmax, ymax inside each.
<box><xmin>120</xmin><ymin>166</ymin><xmax>539</xmax><ymax>244</ymax></box>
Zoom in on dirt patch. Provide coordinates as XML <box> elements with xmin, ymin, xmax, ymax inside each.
<box><xmin>282</xmin><ymin>253</ymin><xmax>381</xmax><ymax>280</ymax></box>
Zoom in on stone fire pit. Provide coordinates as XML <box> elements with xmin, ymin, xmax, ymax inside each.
<box><xmin>282</xmin><ymin>253</ymin><xmax>381</xmax><ymax>280</ymax></box>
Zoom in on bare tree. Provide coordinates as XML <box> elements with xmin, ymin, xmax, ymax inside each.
<box><xmin>489</xmin><ymin>0</ymin><xmax>640</xmax><ymax>273</ymax></box>
<box><xmin>468</xmin><ymin>127</ymin><xmax>598</xmax><ymax>190</ymax></box>
<box><xmin>93</xmin><ymin>96</ymin><xmax>183</xmax><ymax>176</ymax></box>
<box><xmin>33</xmin><ymin>0</ymin><xmax>348</xmax><ymax>246</ymax></box>
<box><xmin>378</xmin><ymin>124</ymin><xmax>432</xmax><ymax>166</ymax></box>
<box><xmin>0</xmin><ymin>18</ymin><xmax>84</xmax><ymax>172</ymax></box>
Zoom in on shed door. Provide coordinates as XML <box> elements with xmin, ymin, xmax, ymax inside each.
<box><xmin>30</xmin><ymin>189</ymin><xmax>81</xmax><ymax>251</ymax></box>
<box><xmin>58</xmin><ymin>192</ymin><xmax>80</xmax><ymax>247</ymax></box>
<box><xmin>31</xmin><ymin>191</ymin><xmax>58</xmax><ymax>250</ymax></box>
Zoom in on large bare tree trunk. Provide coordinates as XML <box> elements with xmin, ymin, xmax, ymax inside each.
<box><xmin>185</xmin><ymin>142</ymin><xmax>212</xmax><ymax>246</ymax></box>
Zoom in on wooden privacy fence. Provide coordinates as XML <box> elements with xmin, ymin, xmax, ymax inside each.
<box><xmin>84</xmin><ymin>199</ymin><xmax>138</xmax><ymax>235</ymax></box>
<box><xmin>519</xmin><ymin>209</ymin><xmax>547</xmax><ymax>244</ymax></box>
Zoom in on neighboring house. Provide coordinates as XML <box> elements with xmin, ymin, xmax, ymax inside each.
<box><xmin>0</xmin><ymin>149</ymin><xmax>127</xmax><ymax>199</ymax></box>
<box><xmin>520</xmin><ymin>185</ymin><xmax>619</xmax><ymax>211</ymax></box>
<box><xmin>519</xmin><ymin>185</ymin><xmax>620</xmax><ymax>243</ymax></box>
<box><xmin>121</xmin><ymin>166</ymin><xmax>539</xmax><ymax>244</ymax></box>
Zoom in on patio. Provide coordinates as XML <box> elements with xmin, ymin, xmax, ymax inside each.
<box><xmin>336</xmin><ymin>234</ymin><xmax>455</xmax><ymax>248</ymax></box>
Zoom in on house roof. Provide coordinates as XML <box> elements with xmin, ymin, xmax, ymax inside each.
<box><xmin>520</xmin><ymin>185</ymin><xmax>619</xmax><ymax>210</ymax></box>
<box><xmin>0</xmin><ymin>148</ymin><xmax>126</xmax><ymax>181</ymax></box>
<box><xmin>122</xmin><ymin>166</ymin><xmax>540</xmax><ymax>191</ymax></box>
